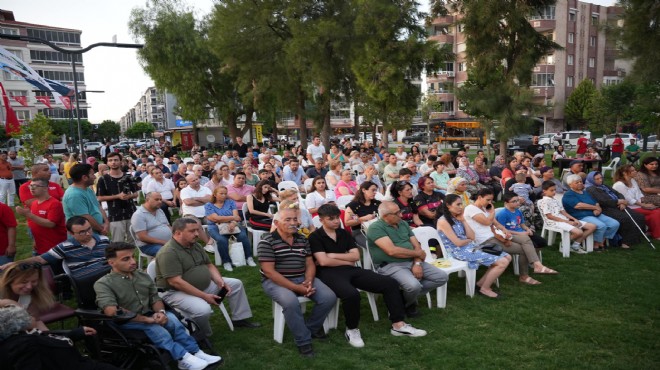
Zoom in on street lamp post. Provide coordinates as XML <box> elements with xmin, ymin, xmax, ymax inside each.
<box><xmin>0</xmin><ymin>33</ymin><xmax>142</xmax><ymax>158</ymax></box>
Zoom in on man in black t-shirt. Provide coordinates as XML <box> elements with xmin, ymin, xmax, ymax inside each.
<box><xmin>97</xmin><ymin>152</ymin><xmax>137</xmax><ymax>243</ymax></box>
<box><xmin>232</xmin><ymin>136</ymin><xmax>249</xmax><ymax>158</ymax></box>
<box><xmin>525</xmin><ymin>136</ymin><xmax>545</xmax><ymax>159</ymax></box>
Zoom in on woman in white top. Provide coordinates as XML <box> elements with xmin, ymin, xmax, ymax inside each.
<box><xmin>325</xmin><ymin>160</ymin><xmax>343</xmax><ymax>190</ymax></box>
<box><xmin>145</xmin><ymin>167</ymin><xmax>176</xmax><ymax>222</ymax></box>
<box><xmin>552</xmin><ymin>145</ymin><xmax>567</xmax><ymax>162</ymax></box>
<box><xmin>612</xmin><ymin>164</ymin><xmax>660</xmax><ymax>239</ymax></box>
<box><xmin>305</xmin><ymin>176</ymin><xmax>336</xmax><ymax>215</ymax></box>
<box><xmin>394</xmin><ymin>146</ymin><xmax>407</xmax><ymax>161</ymax></box>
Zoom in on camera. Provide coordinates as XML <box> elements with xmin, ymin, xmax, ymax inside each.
<box><xmin>116</xmin><ymin>174</ymin><xmax>141</xmax><ymax>194</ymax></box>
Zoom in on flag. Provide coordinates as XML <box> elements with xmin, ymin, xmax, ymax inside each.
<box><xmin>45</xmin><ymin>78</ymin><xmax>74</xmax><ymax>97</ymax></box>
<box><xmin>36</xmin><ymin>95</ymin><xmax>52</xmax><ymax>108</ymax></box>
<box><xmin>0</xmin><ymin>46</ymin><xmax>65</xmax><ymax>100</ymax></box>
<box><xmin>59</xmin><ymin>96</ymin><xmax>72</xmax><ymax>110</ymax></box>
<box><xmin>0</xmin><ymin>82</ymin><xmax>21</xmax><ymax>134</ymax></box>
<box><xmin>12</xmin><ymin>96</ymin><xmax>28</xmax><ymax>107</ymax></box>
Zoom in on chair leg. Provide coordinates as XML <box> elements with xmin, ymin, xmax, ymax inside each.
<box><xmin>464</xmin><ymin>269</ymin><xmax>476</xmax><ymax>297</ymax></box>
<box><xmin>560</xmin><ymin>231</ymin><xmax>571</xmax><ymax>258</ymax></box>
<box><xmin>512</xmin><ymin>255</ymin><xmax>520</xmax><ymax>275</ymax></box>
<box><xmin>366</xmin><ymin>292</ymin><xmax>379</xmax><ymax>321</ymax></box>
<box><xmin>585</xmin><ymin>234</ymin><xmax>594</xmax><ymax>252</ymax></box>
<box><xmin>436</xmin><ymin>285</ymin><xmax>448</xmax><ymax>309</ymax></box>
<box><xmin>425</xmin><ymin>293</ymin><xmax>432</xmax><ymax>309</ymax></box>
<box><xmin>273</xmin><ymin>302</ymin><xmax>285</xmax><ymax>343</ymax></box>
<box><xmin>219</xmin><ymin>302</ymin><xmax>234</xmax><ymax>331</ymax></box>
<box><xmin>214</xmin><ymin>245</ymin><xmax>222</xmax><ymax>266</ymax></box>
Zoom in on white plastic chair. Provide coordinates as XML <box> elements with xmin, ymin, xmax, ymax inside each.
<box><xmin>201</xmin><ymin>225</ymin><xmax>222</xmax><ymax>266</ymax></box>
<box><xmin>539</xmin><ymin>217</ymin><xmax>594</xmax><ymax>257</ymax></box>
<box><xmin>146</xmin><ymin>261</ymin><xmax>234</xmax><ymax>331</ymax></box>
<box><xmin>129</xmin><ymin>226</ymin><xmax>154</xmax><ymax>271</ymax></box>
<box><xmin>242</xmin><ymin>203</ymin><xmax>268</xmax><ymax>257</ymax></box>
<box><xmin>311</xmin><ymin>215</ymin><xmax>345</xmax><ymax>230</ymax></box>
<box><xmin>601</xmin><ymin>157</ymin><xmax>620</xmax><ymax>179</ymax></box>
<box><xmin>273</xmin><ymin>297</ymin><xmax>331</xmax><ymax>343</ymax></box>
<box><xmin>303</xmin><ymin>178</ymin><xmax>314</xmax><ymax>194</ymax></box>
<box><xmin>335</xmin><ymin>195</ymin><xmax>353</xmax><ymax>209</ymax></box>
<box><xmin>412</xmin><ymin>227</ymin><xmax>476</xmax><ymax>308</ymax></box>
<box><xmin>278</xmin><ymin>180</ymin><xmax>299</xmax><ymax>192</ymax></box>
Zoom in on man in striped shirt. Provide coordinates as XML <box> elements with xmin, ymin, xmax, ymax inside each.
<box><xmin>0</xmin><ymin>216</ymin><xmax>110</xmax><ymax>279</ymax></box>
<box><xmin>258</xmin><ymin>204</ymin><xmax>336</xmax><ymax>358</ymax></box>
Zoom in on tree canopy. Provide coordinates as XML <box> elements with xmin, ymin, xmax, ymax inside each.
<box><xmin>96</xmin><ymin>120</ymin><xmax>121</xmax><ymax>142</ymax></box>
<box><xmin>125</xmin><ymin>121</ymin><xmax>155</xmax><ymax>139</ymax></box>
<box><xmin>564</xmin><ymin>79</ymin><xmax>597</xmax><ymax>130</ymax></box>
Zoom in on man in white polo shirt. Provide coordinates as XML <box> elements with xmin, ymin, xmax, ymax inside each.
<box><xmin>306</xmin><ymin>135</ymin><xmax>326</xmax><ymax>163</ymax></box>
<box><xmin>180</xmin><ymin>174</ymin><xmax>213</xmax><ymax>247</ymax></box>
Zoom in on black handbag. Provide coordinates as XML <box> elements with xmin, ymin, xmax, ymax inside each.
<box><xmin>479</xmin><ymin>243</ymin><xmax>504</xmax><ymax>256</ymax></box>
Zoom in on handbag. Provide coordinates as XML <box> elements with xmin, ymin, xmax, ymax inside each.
<box><xmin>229</xmin><ymin>236</ymin><xmax>246</xmax><ymax>266</ymax></box>
<box><xmin>217</xmin><ymin>222</ymin><xmax>240</xmax><ymax>235</ymax></box>
<box><xmin>479</xmin><ymin>243</ymin><xmax>504</xmax><ymax>256</ymax></box>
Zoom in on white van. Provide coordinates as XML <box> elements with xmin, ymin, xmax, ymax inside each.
<box><xmin>557</xmin><ymin>131</ymin><xmax>591</xmax><ymax>150</ymax></box>
<box><xmin>0</xmin><ymin>134</ymin><xmax>68</xmax><ymax>153</ymax></box>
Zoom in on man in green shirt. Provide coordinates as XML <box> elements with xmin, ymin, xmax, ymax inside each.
<box><xmin>625</xmin><ymin>139</ymin><xmax>641</xmax><ymax>164</ymax></box>
<box><xmin>94</xmin><ymin>242</ymin><xmax>221</xmax><ymax>370</ymax></box>
<box><xmin>366</xmin><ymin>201</ymin><xmax>447</xmax><ymax>317</ymax></box>
<box><xmin>155</xmin><ymin>218</ymin><xmax>260</xmax><ymax>337</ymax></box>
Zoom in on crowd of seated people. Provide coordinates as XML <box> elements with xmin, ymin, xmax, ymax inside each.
<box><xmin>0</xmin><ymin>135</ymin><xmax>658</xmax><ymax>366</ymax></box>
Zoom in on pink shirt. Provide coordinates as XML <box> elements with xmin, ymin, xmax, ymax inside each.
<box><xmin>226</xmin><ymin>184</ymin><xmax>255</xmax><ymax>209</ymax></box>
<box><xmin>334</xmin><ymin>180</ymin><xmax>357</xmax><ymax>198</ymax></box>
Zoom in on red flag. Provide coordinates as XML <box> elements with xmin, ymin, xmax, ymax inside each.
<box><xmin>0</xmin><ymin>82</ymin><xmax>21</xmax><ymax>134</ymax></box>
<box><xmin>59</xmin><ymin>96</ymin><xmax>72</xmax><ymax>110</ymax></box>
<box><xmin>12</xmin><ymin>96</ymin><xmax>28</xmax><ymax>107</ymax></box>
<box><xmin>35</xmin><ymin>95</ymin><xmax>52</xmax><ymax>108</ymax></box>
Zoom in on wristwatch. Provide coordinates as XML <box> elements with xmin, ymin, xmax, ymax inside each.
<box><xmin>414</xmin><ymin>262</ymin><xmax>422</xmax><ymax>266</ymax></box>
<box><xmin>158</xmin><ymin>309</ymin><xmax>166</xmax><ymax>315</ymax></box>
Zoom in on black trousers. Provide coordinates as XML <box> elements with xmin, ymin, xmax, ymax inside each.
<box><xmin>530</xmin><ymin>233</ymin><xmax>548</xmax><ymax>249</ymax></box>
<box><xmin>317</xmin><ymin>266</ymin><xmax>405</xmax><ymax>329</ymax></box>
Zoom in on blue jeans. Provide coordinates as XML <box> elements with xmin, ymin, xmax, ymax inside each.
<box><xmin>0</xmin><ymin>254</ymin><xmax>14</xmax><ymax>265</ymax></box>
<box><xmin>580</xmin><ymin>215</ymin><xmax>620</xmax><ymax>243</ymax></box>
<box><xmin>262</xmin><ymin>276</ymin><xmax>336</xmax><ymax>347</ymax></box>
<box><xmin>206</xmin><ymin>225</ymin><xmax>252</xmax><ymax>264</ymax></box>
<box><xmin>121</xmin><ymin>311</ymin><xmax>199</xmax><ymax>360</ymax></box>
<box><xmin>139</xmin><ymin>244</ymin><xmax>162</xmax><ymax>257</ymax></box>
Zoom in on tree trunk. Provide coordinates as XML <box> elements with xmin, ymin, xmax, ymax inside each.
<box><xmin>240</xmin><ymin>106</ymin><xmax>254</xmax><ymax>137</ymax></box>
<box><xmin>320</xmin><ymin>94</ymin><xmax>332</xmax><ymax>154</ymax></box>
<box><xmin>353</xmin><ymin>98</ymin><xmax>361</xmax><ymax>140</ymax></box>
<box><xmin>499</xmin><ymin>140</ymin><xmax>507</xmax><ymax>158</ymax></box>
<box><xmin>381</xmin><ymin>106</ymin><xmax>389</xmax><ymax>149</ymax></box>
<box><xmin>296</xmin><ymin>89</ymin><xmax>308</xmax><ymax>150</ymax></box>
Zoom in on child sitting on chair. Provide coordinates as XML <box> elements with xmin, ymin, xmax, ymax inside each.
<box><xmin>509</xmin><ymin>173</ymin><xmax>534</xmax><ymax>212</ymax></box>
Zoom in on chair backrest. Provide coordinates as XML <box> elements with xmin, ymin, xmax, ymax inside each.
<box><xmin>62</xmin><ymin>262</ymin><xmax>111</xmax><ymax>310</ymax></box>
<box><xmin>146</xmin><ymin>260</ymin><xmax>157</xmax><ymax>281</ymax></box>
<box><xmin>278</xmin><ymin>180</ymin><xmax>299</xmax><ymax>192</ymax></box>
<box><xmin>336</xmin><ymin>195</ymin><xmax>353</xmax><ymax>209</ymax></box>
<box><xmin>303</xmin><ymin>178</ymin><xmax>314</xmax><ymax>194</ymax></box>
<box><xmin>374</xmin><ymin>192</ymin><xmax>385</xmax><ymax>201</ymax></box>
<box><xmin>241</xmin><ymin>203</ymin><xmax>249</xmax><ymax>224</ymax></box>
<box><xmin>608</xmin><ymin>156</ymin><xmax>620</xmax><ymax>168</ymax></box>
<box><xmin>273</xmin><ymin>155</ymin><xmax>283</xmax><ymax>162</ymax></box>
<box><xmin>362</xmin><ymin>239</ymin><xmax>375</xmax><ymax>270</ymax></box>
<box><xmin>412</xmin><ymin>226</ymin><xmax>438</xmax><ymax>263</ymax></box>
<box><xmin>128</xmin><ymin>225</ymin><xmax>138</xmax><ymax>243</ymax></box>
<box><xmin>312</xmin><ymin>215</ymin><xmax>322</xmax><ymax>229</ymax></box>
<box><xmin>183</xmin><ymin>157</ymin><xmax>193</xmax><ymax>164</ymax></box>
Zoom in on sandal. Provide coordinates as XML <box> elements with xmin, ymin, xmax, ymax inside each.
<box><xmin>478</xmin><ymin>289</ymin><xmax>500</xmax><ymax>299</ymax></box>
<box><xmin>621</xmin><ymin>244</ymin><xmax>631</xmax><ymax>249</ymax></box>
<box><xmin>520</xmin><ymin>276</ymin><xmax>542</xmax><ymax>285</ymax></box>
<box><xmin>534</xmin><ymin>266</ymin><xmax>558</xmax><ymax>275</ymax></box>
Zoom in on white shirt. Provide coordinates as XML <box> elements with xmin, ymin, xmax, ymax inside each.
<box><xmin>180</xmin><ymin>185</ymin><xmax>212</xmax><ymax>217</ymax></box>
<box><xmin>419</xmin><ymin>163</ymin><xmax>434</xmax><ymax>176</ymax></box>
<box><xmin>305</xmin><ymin>190</ymin><xmax>336</xmax><ymax>210</ymax></box>
<box><xmin>463</xmin><ymin>205</ymin><xmax>495</xmax><ymax>245</ymax></box>
<box><xmin>394</xmin><ymin>152</ymin><xmax>407</xmax><ymax>161</ymax></box>
<box><xmin>145</xmin><ymin>177</ymin><xmax>175</xmax><ymax>200</ymax></box>
<box><xmin>306</xmin><ymin>144</ymin><xmax>326</xmax><ymax>160</ymax></box>
<box><xmin>612</xmin><ymin>180</ymin><xmax>644</xmax><ymax>207</ymax></box>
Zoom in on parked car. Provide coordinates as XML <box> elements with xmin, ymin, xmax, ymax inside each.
<box><xmin>595</xmin><ymin>133</ymin><xmax>636</xmax><ymax>148</ymax></box>
<box><xmin>556</xmin><ymin>131</ymin><xmax>592</xmax><ymax>150</ymax></box>
<box><xmin>83</xmin><ymin>141</ymin><xmax>103</xmax><ymax>152</ymax></box>
<box><xmin>402</xmin><ymin>132</ymin><xmax>436</xmax><ymax>144</ymax></box>
<box><xmin>135</xmin><ymin>139</ymin><xmax>155</xmax><ymax>148</ymax></box>
<box><xmin>538</xmin><ymin>133</ymin><xmax>560</xmax><ymax>149</ymax></box>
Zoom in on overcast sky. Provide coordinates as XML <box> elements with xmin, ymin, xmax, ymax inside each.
<box><xmin>4</xmin><ymin>0</ymin><xmax>616</xmax><ymax>123</ymax></box>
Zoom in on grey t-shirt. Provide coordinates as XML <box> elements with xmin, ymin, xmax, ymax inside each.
<box><xmin>8</xmin><ymin>156</ymin><xmax>26</xmax><ymax>179</ymax></box>
<box><xmin>130</xmin><ymin>206</ymin><xmax>172</xmax><ymax>247</ymax></box>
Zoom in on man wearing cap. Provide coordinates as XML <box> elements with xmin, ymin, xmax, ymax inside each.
<box><xmin>525</xmin><ymin>136</ymin><xmax>545</xmax><ymax>159</ymax></box>
<box><xmin>562</xmin><ymin>160</ymin><xmax>585</xmax><ymax>191</ymax></box>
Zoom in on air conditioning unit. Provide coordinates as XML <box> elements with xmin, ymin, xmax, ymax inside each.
<box><xmin>446</xmin><ymin>71</ymin><xmax>455</xmax><ymax>77</ymax></box>
<box><xmin>533</xmin><ymin>21</ymin><xmax>541</xmax><ymax>27</ymax></box>
<box><xmin>448</xmin><ymin>111</ymin><xmax>455</xmax><ymax>115</ymax></box>
<box><xmin>533</xmin><ymin>88</ymin><xmax>541</xmax><ymax>95</ymax></box>
<box><xmin>533</xmin><ymin>66</ymin><xmax>541</xmax><ymax>72</ymax></box>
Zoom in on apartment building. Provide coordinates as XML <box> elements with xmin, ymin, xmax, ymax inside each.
<box><xmin>119</xmin><ymin>86</ymin><xmax>177</xmax><ymax>132</ymax></box>
<box><xmin>425</xmin><ymin>0</ymin><xmax>626</xmax><ymax>133</ymax></box>
<box><xmin>0</xmin><ymin>9</ymin><xmax>88</xmax><ymax>125</ymax></box>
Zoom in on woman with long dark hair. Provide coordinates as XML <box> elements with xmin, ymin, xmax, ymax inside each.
<box><xmin>344</xmin><ymin>181</ymin><xmax>381</xmax><ymax>248</ymax></box>
<box><xmin>246</xmin><ymin>180</ymin><xmax>277</xmax><ymax>231</ymax></box>
<box><xmin>390</xmin><ymin>181</ymin><xmax>422</xmax><ymax>227</ymax></box>
<box><xmin>413</xmin><ymin>176</ymin><xmax>444</xmax><ymax>227</ymax></box>
<box><xmin>635</xmin><ymin>157</ymin><xmax>660</xmax><ymax>206</ymax></box>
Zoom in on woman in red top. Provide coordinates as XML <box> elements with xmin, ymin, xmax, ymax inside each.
<box><xmin>500</xmin><ymin>157</ymin><xmax>519</xmax><ymax>188</ymax></box>
<box><xmin>611</xmin><ymin>134</ymin><xmax>624</xmax><ymax>159</ymax></box>
<box><xmin>576</xmin><ymin>133</ymin><xmax>589</xmax><ymax>158</ymax></box>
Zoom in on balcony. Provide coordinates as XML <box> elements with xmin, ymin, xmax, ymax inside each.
<box><xmin>429</xmin><ymin>33</ymin><xmax>454</xmax><ymax>44</ymax></box>
<box><xmin>432</xmin><ymin>15</ymin><xmax>455</xmax><ymax>25</ymax></box>
<box><xmin>530</xmin><ymin>19</ymin><xmax>556</xmax><ymax>32</ymax></box>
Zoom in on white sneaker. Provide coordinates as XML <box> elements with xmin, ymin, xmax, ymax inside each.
<box><xmin>571</xmin><ymin>243</ymin><xmax>587</xmax><ymax>254</ymax></box>
<box><xmin>391</xmin><ymin>323</ymin><xmax>427</xmax><ymax>337</ymax></box>
<box><xmin>194</xmin><ymin>350</ymin><xmax>222</xmax><ymax>365</ymax></box>
<box><xmin>178</xmin><ymin>352</ymin><xmax>208</xmax><ymax>370</ymax></box>
<box><xmin>247</xmin><ymin>257</ymin><xmax>257</xmax><ymax>267</ymax></box>
<box><xmin>223</xmin><ymin>262</ymin><xmax>234</xmax><ymax>272</ymax></box>
<box><xmin>204</xmin><ymin>244</ymin><xmax>215</xmax><ymax>253</ymax></box>
<box><xmin>345</xmin><ymin>328</ymin><xmax>365</xmax><ymax>348</ymax></box>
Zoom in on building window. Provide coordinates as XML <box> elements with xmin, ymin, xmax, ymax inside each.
<box><xmin>568</xmin><ymin>33</ymin><xmax>574</xmax><ymax>44</ymax></box>
<box><xmin>39</xmin><ymin>108</ymin><xmax>88</xmax><ymax>119</ymax></box>
<box><xmin>589</xmin><ymin>58</ymin><xmax>595</xmax><ymax>68</ymax></box>
<box><xmin>567</xmin><ymin>76</ymin><xmax>574</xmax><ymax>87</ymax></box>
<box><xmin>591</xmin><ymin>15</ymin><xmax>598</xmax><ymax>25</ymax></box>
<box><xmin>15</xmin><ymin>110</ymin><xmax>31</xmax><ymax>121</ymax></box>
<box><xmin>530</xmin><ymin>5</ymin><xmax>556</xmax><ymax>20</ymax></box>
<box><xmin>532</xmin><ymin>73</ymin><xmax>555</xmax><ymax>87</ymax></box>
<box><xmin>590</xmin><ymin>36</ymin><xmax>596</xmax><ymax>47</ymax></box>
<box><xmin>0</xmin><ymin>27</ymin><xmax>19</xmax><ymax>36</ymax></box>
<box><xmin>458</xmin><ymin>62</ymin><xmax>467</xmax><ymax>72</ymax></box>
<box><xmin>7</xmin><ymin>90</ymin><xmax>28</xmax><ymax>97</ymax></box>
<box><xmin>30</xmin><ymin>50</ymin><xmax>83</xmax><ymax>64</ymax></box>
<box><xmin>3</xmin><ymin>71</ymin><xmax>23</xmax><ymax>81</ymax></box>
<box><xmin>35</xmin><ymin>70</ymin><xmax>84</xmax><ymax>83</ymax></box>
<box><xmin>457</xmin><ymin>23</ymin><xmax>465</xmax><ymax>33</ymax></box>
<box><xmin>569</xmin><ymin>10</ymin><xmax>577</xmax><ymax>22</ymax></box>
<box><xmin>27</xmin><ymin>29</ymin><xmax>81</xmax><ymax>45</ymax></box>
<box><xmin>568</xmin><ymin>55</ymin><xmax>574</xmax><ymax>65</ymax></box>
<box><xmin>546</xmin><ymin>55</ymin><xmax>554</xmax><ymax>64</ymax></box>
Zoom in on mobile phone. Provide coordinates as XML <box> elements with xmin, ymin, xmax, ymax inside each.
<box><xmin>215</xmin><ymin>286</ymin><xmax>229</xmax><ymax>304</ymax></box>
<box><xmin>485</xmin><ymin>204</ymin><xmax>493</xmax><ymax>210</ymax></box>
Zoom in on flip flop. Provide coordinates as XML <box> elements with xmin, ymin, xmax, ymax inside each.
<box><xmin>520</xmin><ymin>276</ymin><xmax>542</xmax><ymax>285</ymax></box>
<box><xmin>534</xmin><ymin>266</ymin><xmax>558</xmax><ymax>275</ymax></box>
<box><xmin>477</xmin><ymin>289</ymin><xmax>500</xmax><ymax>299</ymax></box>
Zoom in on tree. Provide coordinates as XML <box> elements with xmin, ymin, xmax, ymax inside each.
<box><xmin>437</xmin><ymin>0</ymin><xmax>561</xmax><ymax>154</ymax></box>
<box><xmin>15</xmin><ymin>113</ymin><xmax>53</xmax><ymax>168</ymax></box>
<box><xmin>586</xmin><ymin>80</ymin><xmax>636</xmax><ymax>135</ymax></box>
<box><xmin>125</xmin><ymin>121</ymin><xmax>155</xmax><ymax>139</ymax></box>
<box><xmin>632</xmin><ymin>82</ymin><xmax>660</xmax><ymax>139</ymax></box>
<box><xmin>564</xmin><ymin>79</ymin><xmax>598</xmax><ymax>130</ymax></box>
<box><xmin>616</xmin><ymin>0</ymin><xmax>660</xmax><ymax>83</ymax></box>
<box><xmin>50</xmin><ymin>118</ymin><xmax>92</xmax><ymax>140</ymax></box>
<box><xmin>96</xmin><ymin>120</ymin><xmax>121</xmax><ymax>142</ymax></box>
<box><xmin>129</xmin><ymin>0</ymin><xmax>253</xmax><ymax>141</ymax></box>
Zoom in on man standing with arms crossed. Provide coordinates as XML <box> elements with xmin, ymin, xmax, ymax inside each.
<box><xmin>97</xmin><ymin>152</ymin><xmax>137</xmax><ymax>243</ymax></box>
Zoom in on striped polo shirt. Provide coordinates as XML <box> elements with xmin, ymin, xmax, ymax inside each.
<box><xmin>258</xmin><ymin>231</ymin><xmax>311</xmax><ymax>280</ymax></box>
<box><xmin>41</xmin><ymin>234</ymin><xmax>110</xmax><ymax>279</ymax></box>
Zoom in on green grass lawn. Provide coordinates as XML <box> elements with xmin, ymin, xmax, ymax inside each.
<box><xmin>13</xmin><ymin>217</ymin><xmax>660</xmax><ymax>369</ymax></box>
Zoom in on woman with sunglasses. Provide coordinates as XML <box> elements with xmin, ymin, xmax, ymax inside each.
<box><xmin>0</xmin><ymin>262</ymin><xmax>55</xmax><ymax>331</ymax></box>
<box><xmin>390</xmin><ymin>181</ymin><xmax>422</xmax><ymax>228</ymax></box>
